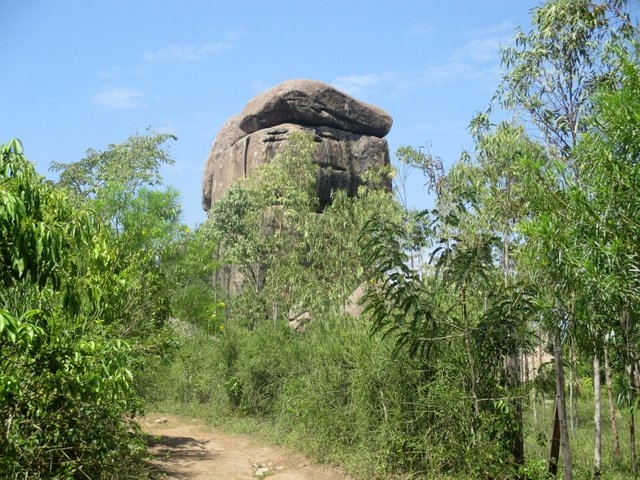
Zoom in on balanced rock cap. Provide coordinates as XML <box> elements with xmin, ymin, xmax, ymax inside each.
<box><xmin>237</xmin><ymin>79</ymin><xmax>392</xmax><ymax>138</ymax></box>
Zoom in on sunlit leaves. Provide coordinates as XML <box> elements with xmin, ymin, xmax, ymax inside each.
<box><xmin>0</xmin><ymin>139</ymin><xmax>148</xmax><ymax>477</ymax></box>
<box><xmin>498</xmin><ymin>0</ymin><xmax>636</xmax><ymax>156</ymax></box>
<box><xmin>360</xmin><ymin>215</ymin><xmax>438</xmax><ymax>359</ymax></box>
<box><xmin>0</xmin><ymin>139</ymin><xmax>94</xmax><ymax>291</ymax></box>
<box><xmin>50</xmin><ymin>130</ymin><xmax>176</xmax><ymax>199</ymax></box>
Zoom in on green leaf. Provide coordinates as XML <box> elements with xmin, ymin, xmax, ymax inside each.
<box><xmin>14</xmin><ymin>257</ymin><xmax>25</xmax><ymax>277</ymax></box>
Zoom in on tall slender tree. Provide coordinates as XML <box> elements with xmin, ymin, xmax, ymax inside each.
<box><xmin>496</xmin><ymin>3</ymin><xmax>638</xmax><ymax>477</ymax></box>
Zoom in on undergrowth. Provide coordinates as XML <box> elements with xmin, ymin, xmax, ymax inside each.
<box><xmin>144</xmin><ymin>314</ymin><xmax>640</xmax><ymax>479</ymax></box>
<box><xmin>144</xmin><ymin>315</ymin><xmax>524</xmax><ymax>478</ymax></box>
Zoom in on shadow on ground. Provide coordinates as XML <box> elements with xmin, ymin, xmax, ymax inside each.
<box><xmin>146</xmin><ymin>434</ymin><xmax>217</xmax><ymax>479</ymax></box>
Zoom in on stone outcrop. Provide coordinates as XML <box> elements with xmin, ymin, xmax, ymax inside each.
<box><xmin>238</xmin><ymin>79</ymin><xmax>392</xmax><ymax>138</ymax></box>
<box><xmin>202</xmin><ymin>79</ymin><xmax>392</xmax><ymax>211</ymax></box>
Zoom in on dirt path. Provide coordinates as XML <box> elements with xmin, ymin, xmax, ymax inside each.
<box><xmin>143</xmin><ymin>413</ymin><xmax>352</xmax><ymax>479</ymax></box>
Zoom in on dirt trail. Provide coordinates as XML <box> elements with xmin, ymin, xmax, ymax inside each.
<box><xmin>143</xmin><ymin>413</ymin><xmax>352</xmax><ymax>480</ymax></box>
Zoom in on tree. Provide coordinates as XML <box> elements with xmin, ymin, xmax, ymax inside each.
<box><xmin>360</xmin><ymin>143</ymin><xmax>538</xmax><ymax>475</ymax></box>
<box><xmin>51</xmin><ymin>130</ymin><xmax>176</xmax><ymax>200</ymax></box>
<box><xmin>50</xmin><ymin>132</ymin><xmax>183</xmax><ymax>341</ymax></box>
<box><xmin>499</xmin><ymin>0</ymin><xmax>636</xmax><ymax>160</ymax></box>
<box><xmin>569</xmin><ymin>51</ymin><xmax>640</xmax><ymax>477</ymax></box>
<box><xmin>496</xmin><ymin>3</ymin><xmax>639</xmax><ymax>477</ymax></box>
<box><xmin>207</xmin><ymin>132</ymin><xmax>400</xmax><ymax>327</ymax></box>
<box><xmin>0</xmin><ymin>139</ymin><xmax>147</xmax><ymax>478</ymax></box>
<box><xmin>207</xmin><ymin>133</ymin><xmax>318</xmax><ymax>324</ymax></box>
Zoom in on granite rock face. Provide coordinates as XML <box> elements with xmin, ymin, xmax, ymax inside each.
<box><xmin>202</xmin><ymin>79</ymin><xmax>392</xmax><ymax>212</ymax></box>
<box><xmin>238</xmin><ymin>79</ymin><xmax>392</xmax><ymax>137</ymax></box>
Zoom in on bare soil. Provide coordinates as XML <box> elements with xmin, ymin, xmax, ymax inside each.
<box><xmin>143</xmin><ymin>413</ymin><xmax>352</xmax><ymax>479</ymax></box>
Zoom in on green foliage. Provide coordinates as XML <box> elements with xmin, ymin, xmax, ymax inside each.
<box><xmin>208</xmin><ymin>132</ymin><xmax>401</xmax><ymax>327</ymax></box>
<box><xmin>0</xmin><ymin>139</ymin><xmax>93</xmax><ymax>291</ymax></box>
<box><xmin>0</xmin><ymin>139</ymin><xmax>148</xmax><ymax>479</ymax></box>
<box><xmin>498</xmin><ymin>0</ymin><xmax>637</xmax><ymax>155</ymax></box>
<box><xmin>209</xmin><ymin>183</ymin><xmax>263</xmax><ymax>274</ymax></box>
<box><xmin>163</xmin><ymin>223</ymin><xmax>222</xmax><ymax>332</ymax></box>
<box><xmin>50</xmin><ymin>132</ymin><xmax>184</xmax><ymax>351</ymax></box>
<box><xmin>50</xmin><ymin>130</ymin><xmax>176</xmax><ymax>200</ymax></box>
<box><xmin>570</xmin><ymin>50</ymin><xmax>640</xmax><ymax>313</ymax></box>
<box><xmin>0</xmin><ymin>323</ymin><xmax>145</xmax><ymax>478</ymax></box>
<box><xmin>360</xmin><ymin>212</ymin><xmax>439</xmax><ymax>359</ymax></box>
<box><xmin>207</xmin><ymin>133</ymin><xmax>319</xmax><ymax>315</ymax></box>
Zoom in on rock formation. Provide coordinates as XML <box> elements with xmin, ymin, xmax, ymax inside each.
<box><xmin>202</xmin><ymin>79</ymin><xmax>393</xmax><ymax>211</ymax></box>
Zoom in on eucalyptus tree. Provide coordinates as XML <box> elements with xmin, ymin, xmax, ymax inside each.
<box><xmin>451</xmin><ymin>120</ymin><xmax>546</xmax><ymax>468</ymax></box>
<box><xmin>495</xmin><ymin>2</ymin><xmax>639</xmax><ymax>477</ymax></box>
<box><xmin>568</xmin><ymin>52</ymin><xmax>640</xmax><ymax>476</ymax></box>
<box><xmin>498</xmin><ymin>0</ymin><xmax>636</xmax><ymax>160</ymax></box>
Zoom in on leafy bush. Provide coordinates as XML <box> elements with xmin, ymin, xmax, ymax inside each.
<box><xmin>0</xmin><ymin>139</ymin><xmax>162</xmax><ymax>478</ymax></box>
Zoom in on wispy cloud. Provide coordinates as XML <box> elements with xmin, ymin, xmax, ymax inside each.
<box><xmin>331</xmin><ymin>72</ymin><xmax>398</xmax><ymax>97</ymax></box>
<box><xmin>412</xmin><ymin>21</ymin><xmax>514</xmax><ymax>89</ymax></box>
<box><xmin>93</xmin><ymin>87</ymin><xmax>146</xmax><ymax>110</ymax></box>
<box><xmin>423</xmin><ymin>62</ymin><xmax>482</xmax><ymax>84</ymax></box>
<box><xmin>415</xmin><ymin>60</ymin><xmax>501</xmax><ymax>90</ymax></box>
<box><xmin>143</xmin><ymin>41</ymin><xmax>232</xmax><ymax>63</ymax></box>
<box><xmin>465</xmin><ymin>38</ymin><xmax>502</xmax><ymax>62</ymax></box>
<box><xmin>226</xmin><ymin>29</ymin><xmax>248</xmax><ymax>41</ymax></box>
<box><xmin>331</xmin><ymin>20</ymin><xmax>509</xmax><ymax>98</ymax></box>
<box><xmin>97</xmin><ymin>66</ymin><xmax>125</xmax><ymax>79</ymax></box>
<box><xmin>406</xmin><ymin>24</ymin><xmax>436</xmax><ymax>36</ymax></box>
<box><xmin>469</xmin><ymin>20</ymin><xmax>518</xmax><ymax>37</ymax></box>
<box><xmin>462</xmin><ymin>20</ymin><xmax>518</xmax><ymax>62</ymax></box>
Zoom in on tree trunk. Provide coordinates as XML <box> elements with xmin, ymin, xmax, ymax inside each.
<box><xmin>549</xmin><ymin>401</ymin><xmax>561</xmax><ymax>477</ymax></box>
<box><xmin>506</xmin><ymin>352</ymin><xmax>524</xmax><ymax>468</ymax></box>
<box><xmin>621</xmin><ymin>308</ymin><xmax>637</xmax><ymax>475</ymax></box>
<box><xmin>603</xmin><ymin>345</ymin><xmax>622</xmax><ymax>461</ymax></box>
<box><xmin>569</xmin><ymin>339</ymin><xmax>578</xmax><ymax>434</ymax></box>
<box><xmin>539</xmin><ymin>343</ymin><xmax>546</xmax><ymax>414</ymax></box>
<box><xmin>630</xmin><ymin>358</ymin><xmax>637</xmax><ymax>476</ymax></box>
<box><xmin>462</xmin><ymin>287</ymin><xmax>480</xmax><ymax>416</ymax></box>
<box><xmin>530</xmin><ymin>346</ymin><xmax>537</xmax><ymax>422</ymax></box>
<box><xmin>553</xmin><ymin>335</ymin><xmax>573</xmax><ymax>480</ymax></box>
<box><xmin>594</xmin><ymin>351</ymin><xmax>602</xmax><ymax>480</ymax></box>
<box><xmin>502</xmin><ymin>224</ymin><xmax>524</xmax><ymax>470</ymax></box>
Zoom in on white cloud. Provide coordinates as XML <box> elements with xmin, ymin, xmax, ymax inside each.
<box><xmin>406</xmin><ymin>24</ymin><xmax>436</xmax><ymax>36</ymax></box>
<box><xmin>226</xmin><ymin>29</ymin><xmax>248</xmax><ymax>41</ymax></box>
<box><xmin>423</xmin><ymin>62</ymin><xmax>480</xmax><ymax>84</ymax></box>
<box><xmin>331</xmin><ymin>72</ymin><xmax>397</xmax><ymax>97</ymax></box>
<box><xmin>331</xmin><ymin>24</ymin><xmax>507</xmax><ymax>97</ymax></box>
<box><xmin>412</xmin><ymin>22</ymin><xmax>512</xmax><ymax>88</ymax></box>
<box><xmin>465</xmin><ymin>38</ymin><xmax>502</xmax><ymax>62</ymax></box>
<box><xmin>143</xmin><ymin>41</ymin><xmax>232</xmax><ymax>63</ymax></box>
<box><xmin>419</xmin><ymin>61</ymin><xmax>501</xmax><ymax>89</ymax></box>
<box><xmin>461</xmin><ymin>20</ymin><xmax>519</xmax><ymax>63</ymax></box>
<box><xmin>469</xmin><ymin>20</ymin><xmax>518</xmax><ymax>37</ymax></box>
<box><xmin>93</xmin><ymin>87</ymin><xmax>146</xmax><ymax>110</ymax></box>
<box><xmin>97</xmin><ymin>66</ymin><xmax>124</xmax><ymax>79</ymax></box>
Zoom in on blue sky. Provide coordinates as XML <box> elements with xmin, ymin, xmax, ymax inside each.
<box><xmin>2</xmin><ymin>1</ymin><xmax>538</xmax><ymax>227</ymax></box>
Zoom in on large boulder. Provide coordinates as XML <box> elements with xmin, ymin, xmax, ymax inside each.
<box><xmin>202</xmin><ymin>79</ymin><xmax>392</xmax><ymax>211</ymax></box>
<box><xmin>238</xmin><ymin>79</ymin><xmax>392</xmax><ymax>138</ymax></box>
